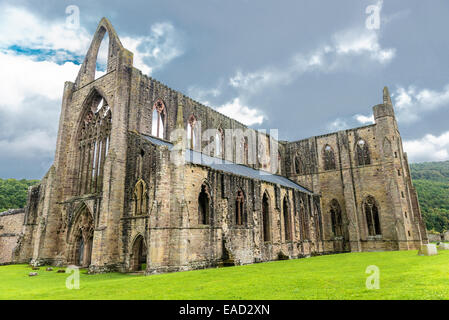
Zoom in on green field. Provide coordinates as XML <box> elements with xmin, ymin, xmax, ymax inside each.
<box><xmin>1</xmin><ymin>250</ymin><xmax>449</xmax><ymax>300</ymax></box>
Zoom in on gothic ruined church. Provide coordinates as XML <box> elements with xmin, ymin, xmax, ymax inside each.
<box><xmin>4</xmin><ymin>18</ymin><xmax>428</xmax><ymax>273</ymax></box>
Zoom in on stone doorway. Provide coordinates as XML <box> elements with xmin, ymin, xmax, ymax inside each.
<box><xmin>69</xmin><ymin>205</ymin><xmax>94</xmax><ymax>268</ymax></box>
<box><xmin>130</xmin><ymin>235</ymin><xmax>147</xmax><ymax>272</ymax></box>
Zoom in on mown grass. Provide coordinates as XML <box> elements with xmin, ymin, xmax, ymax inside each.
<box><xmin>1</xmin><ymin>250</ymin><xmax>449</xmax><ymax>300</ymax></box>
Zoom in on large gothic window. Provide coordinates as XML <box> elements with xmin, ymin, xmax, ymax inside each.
<box><xmin>133</xmin><ymin>180</ymin><xmax>148</xmax><ymax>216</ymax></box>
<box><xmin>283</xmin><ymin>196</ymin><xmax>292</xmax><ymax>241</ymax></box>
<box><xmin>356</xmin><ymin>139</ymin><xmax>371</xmax><ymax>166</ymax></box>
<box><xmin>77</xmin><ymin>94</ymin><xmax>111</xmax><ymax>195</ymax></box>
<box><xmin>330</xmin><ymin>199</ymin><xmax>343</xmax><ymax>237</ymax></box>
<box><xmin>262</xmin><ymin>192</ymin><xmax>271</xmax><ymax>242</ymax></box>
<box><xmin>198</xmin><ymin>184</ymin><xmax>211</xmax><ymax>225</ymax></box>
<box><xmin>364</xmin><ymin>196</ymin><xmax>381</xmax><ymax>236</ymax></box>
<box><xmin>151</xmin><ymin>99</ymin><xmax>166</xmax><ymax>139</ymax></box>
<box><xmin>235</xmin><ymin>190</ymin><xmax>245</xmax><ymax>225</ymax></box>
<box><xmin>323</xmin><ymin>145</ymin><xmax>336</xmax><ymax>170</ymax></box>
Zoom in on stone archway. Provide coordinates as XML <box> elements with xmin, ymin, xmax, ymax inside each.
<box><xmin>130</xmin><ymin>235</ymin><xmax>147</xmax><ymax>272</ymax></box>
<box><xmin>69</xmin><ymin>205</ymin><xmax>94</xmax><ymax>267</ymax></box>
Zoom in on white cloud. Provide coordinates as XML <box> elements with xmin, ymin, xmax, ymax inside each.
<box><xmin>0</xmin><ymin>5</ymin><xmax>91</xmax><ymax>59</ymax></box>
<box><xmin>354</xmin><ymin>114</ymin><xmax>374</xmax><ymax>125</ymax></box>
<box><xmin>404</xmin><ymin>131</ymin><xmax>449</xmax><ymax>163</ymax></box>
<box><xmin>216</xmin><ymin>98</ymin><xmax>264</xmax><ymax>126</ymax></box>
<box><xmin>327</xmin><ymin>118</ymin><xmax>349</xmax><ymax>131</ymax></box>
<box><xmin>0</xmin><ymin>4</ymin><xmax>183</xmax><ymax>177</ymax></box>
<box><xmin>0</xmin><ymin>51</ymin><xmax>80</xmax><ymax>107</ymax></box>
<box><xmin>333</xmin><ymin>29</ymin><xmax>395</xmax><ymax>64</ymax></box>
<box><xmin>0</xmin><ymin>4</ymin><xmax>183</xmax><ymax>75</ymax></box>
<box><xmin>393</xmin><ymin>85</ymin><xmax>449</xmax><ymax>123</ymax></box>
<box><xmin>121</xmin><ymin>22</ymin><xmax>184</xmax><ymax>75</ymax></box>
<box><xmin>229</xmin><ymin>27</ymin><xmax>395</xmax><ymax>93</ymax></box>
<box><xmin>187</xmin><ymin>86</ymin><xmax>221</xmax><ymax>106</ymax></box>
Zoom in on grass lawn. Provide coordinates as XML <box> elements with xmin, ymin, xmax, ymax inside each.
<box><xmin>1</xmin><ymin>250</ymin><xmax>449</xmax><ymax>300</ymax></box>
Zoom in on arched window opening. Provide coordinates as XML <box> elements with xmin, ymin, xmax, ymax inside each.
<box><xmin>237</xmin><ymin>138</ymin><xmax>244</xmax><ymax>164</ymax></box>
<box><xmin>300</xmin><ymin>201</ymin><xmax>310</xmax><ymax>240</ymax></box>
<box><xmin>76</xmin><ymin>236</ymin><xmax>85</xmax><ymax>266</ymax></box>
<box><xmin>187</xmin><ymin>115</ymin><xmax>198</xmax><ymax>150</ymax></box>
<box><xmin>295</xmin><ymin>155</ymin><xmax>304</xmax><ymax>175</ymax></box>
<box><xmin>244</xmin><ymin>137</ymin><xmax>249</xmax><ymax>165</ymax></box>
<box><xmin>262</xmin><ymin>192</ymin><xmax>271</xmax><ymax>242</ymax></box>
<box><xmin>77</xmin><ymin>95</ymin><xmax>111</xmax><ymax>195</ymax></box>
<box><xmin>151</xmin><ymin>99</ymin><xmax>166</xmax><ymax>139</ymax></box>
<box><xmin>283</xmin><ymin>196</ymin><xmax>292</xmax><ymax>241</ymax></box>
<box><xmin>198</xmin><ymin>184</ymin><xmax>210</xmax><ymax>225</ymax></box>
<box><xmin>330</xmin><ymin>199</ymin><xmax>343</xmax><ymax>237</ymax></box>
<box><xmin>215</xmin><ymin>129</ymin><xmax>224</xmax><ymax>157</ymax></box>
<box><xmin>235</xmin><ymin>190</ymin><xmax>245</xmax><ymax>225</ymax></box>
<box><xmin>131</xmin><ymin>235</ymin><xmax>147</xmax><ymax>272</ymax></box>
<box><xmin>356</xmin><ymin>139</ymin><xmax>371</xmax><ymax>166</ymax></box>
<box><xmin>323</xmin><ymin>145</ymin><xmax>336</xmax><ymax>170</ymax></box>
<box><xmin>364</xmin><ymin>196</ymin><xmax>381</xmax><ymax>236</ymax></box>
<box><xmin>383</xmin><ymin>138</ymin><xmax>392</xmax><ymax>159</ymax></box>
<box><xmin>277</xmin><ymin>151</ymin><xmax>282</xmax><ymax>175</ymax></box>
<box><xmin>258</xmin><ymin>138</ymin><xmax>270</xmax><ymax>171</ymax></box>
<box><xmin>133</xmin><ymin>180</ymin><xmax>148</xmax><ymax>216</ymax></box>
<box><xmin>95</xmin><ymin>31</ymin><xmax>109</xmax><ymax>80</ymax></box>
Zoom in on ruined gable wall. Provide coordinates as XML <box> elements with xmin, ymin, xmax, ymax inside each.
<box><xmin>0</xmin><ymin>209</ymin><xmax>25</xmax><ymax>264</ymax></box>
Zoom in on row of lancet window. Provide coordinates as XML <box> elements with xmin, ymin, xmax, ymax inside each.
<box><xmin>293</xmin><ymin>139</ymin><xmax>371</xmax><ymax>175</ymax></box>
<box><xmin>150</xmin><ymin>99</ymin><xmax>280</xmax><ymax>172</ymax></box>
<box><xmin>77</xmin><ymin>95</ymin><xmax>111</xmax><ymax>195</ymax></box>
<box><xmin>196</xmin><ymin>184</ymin><xmax>311</xmax><ymax>242</ymax></box>
<box><xmin>329</xmin><ymin>197</ymin><xmax>381</xmax><ymax>238</ymax></box>
<box><xmin>131</xmin><ymin>177</ymin><xmax>381</xmax><ymax>238</ymax></box>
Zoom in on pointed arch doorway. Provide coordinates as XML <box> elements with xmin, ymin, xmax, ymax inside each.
<box><xmin>69</xmin><ymin>205</ymin><xmax>94</xmax><ymax>268</ymax></box>
<box><xmin>130</xmin><ymin>235</ymin><xmax>147</xmax><ymax>272</ymax></box>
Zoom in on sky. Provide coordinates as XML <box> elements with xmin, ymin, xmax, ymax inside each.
<box><xmin>1</xmin><ymin>0</ymin><xmax>449</xmax><ymax>179</ymax></box>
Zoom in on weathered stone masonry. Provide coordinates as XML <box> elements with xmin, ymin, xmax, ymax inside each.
<box><xmin>4</xmin><ymin>18</ymin><xmax>427</xmax><ymax>273</ymax></box>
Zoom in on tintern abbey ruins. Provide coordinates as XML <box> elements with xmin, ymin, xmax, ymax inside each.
<box><xmin>0</xmin><ymin>19</ymin><xmax>428</xmax><ymax>273</ymax></box>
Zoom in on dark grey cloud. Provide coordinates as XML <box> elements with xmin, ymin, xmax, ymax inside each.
<box><xmin>1</xmin><ymin>0</ymin><xmax>449</xmax><ymax>178</ymax></box>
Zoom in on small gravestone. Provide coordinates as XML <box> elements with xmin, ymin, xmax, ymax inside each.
<box><xmin>418</xmin><ymin>244</ymin><xmax>437</xmax><ymax>256</ymax></box>
<box><xmin>46</xmin><ymin>267</ymin><xmax>53</xmax><ymax>271</ymax></box>
<box><xmin>31</xmin><ymin>267</ymin><xmax>40</xmax><ymax>270</ymax></box>
<box><xmin>57</xmin><ymin>269</ymin><xmax>65</xmax><ymax>273</ymax></box>
<box><xmin>439</xmin><ymin>243</ymin><xmax>449</xmax><ymax>250</ymax></box>
<box><xmin>29</xmin><ymin>272</ymin><xmax>38</xmax><ymax>277</ymax></box>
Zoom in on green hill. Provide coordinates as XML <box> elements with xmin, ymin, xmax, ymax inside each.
<box><xmin>410</xmin><ymin>160</ymin><xmax>449</xmax><ymax>233</ymax></box>
<box><xmin>0</xmin><ymin>178</ymin><xmax>40</xmax><ymax>212</ymax></box>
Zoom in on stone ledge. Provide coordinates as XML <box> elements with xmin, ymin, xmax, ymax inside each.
<box><xmin>0</xmin><ymin>233</ymin><xmax>18</xmax><ymax>237</ymax></box>
<box><xmin>0</xmin><ymin>209</ymin><xmax>25</xmax><ymax>217</ymax></box>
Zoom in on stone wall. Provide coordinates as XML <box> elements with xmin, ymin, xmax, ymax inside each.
<box><xmin>0</xmin><ymin>209</ymin><xmax>25</xmax><ymax>264</ymax></box>
<box><xmin>427</xmin><ymin>233</ymin><xmax>442</xmax><ymax>242</ymax></box>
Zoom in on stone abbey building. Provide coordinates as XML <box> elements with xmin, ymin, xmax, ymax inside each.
<box><xmin>3</xmin><ymin>18</ymin><xmax>428</xmax><ymax>273</ymax></box>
